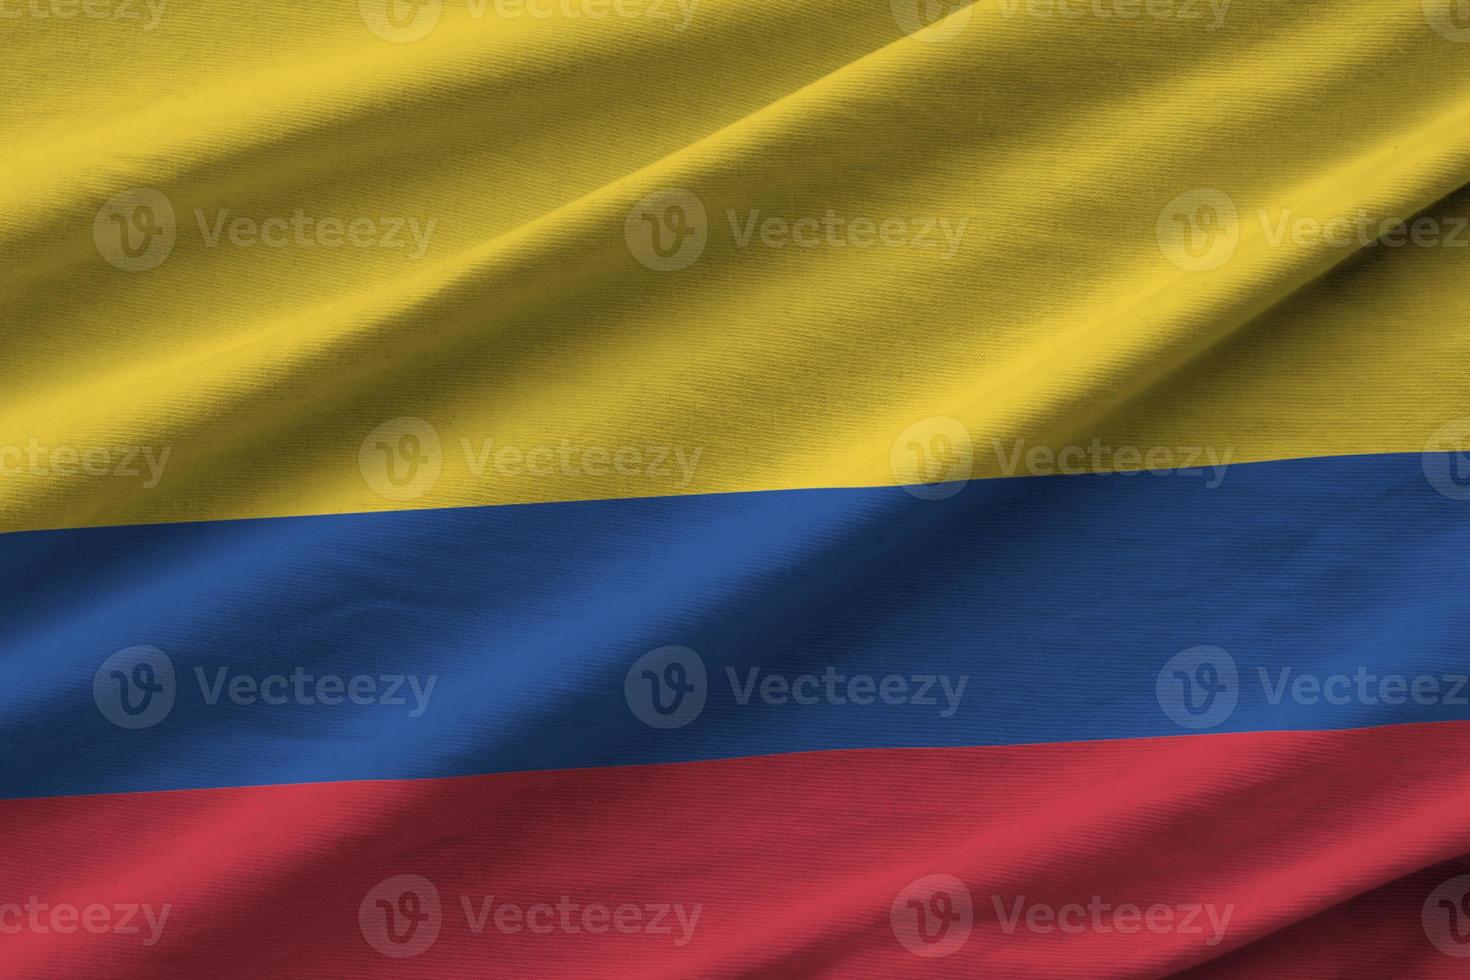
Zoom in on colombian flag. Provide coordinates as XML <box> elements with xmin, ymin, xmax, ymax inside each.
<box><xmin>4</xmin><ymin>0</ymin><xmax>1470</xmax><ymax>976</ymax></box>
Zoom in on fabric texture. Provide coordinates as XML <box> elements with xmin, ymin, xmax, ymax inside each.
<box><xmin>3</xmin><ymin>0</ymin><xmax>1470</xmax><ymax>976</ymax></box>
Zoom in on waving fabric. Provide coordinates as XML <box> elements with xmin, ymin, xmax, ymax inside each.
<box><xmin>3</xmin><ymin>0</ymin><xmax>1470</xmax><ymax>976</ymax></box>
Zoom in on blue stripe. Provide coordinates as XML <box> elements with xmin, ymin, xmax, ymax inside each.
<box><xmin>2</xmin><ymin>452</ymin><xmax>1468</xmax><ymax>799</ymax></box>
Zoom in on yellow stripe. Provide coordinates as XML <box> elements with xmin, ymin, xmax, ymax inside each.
<box><xmin>3</xmin><ymin>0</ymin><xmax>1470</xmax><ymax>531</ymax></box>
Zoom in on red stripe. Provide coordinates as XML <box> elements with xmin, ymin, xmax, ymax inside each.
<box><xmin>1181</xmin><ymin>863</ymin><xmax>1470</xmax><ymax>979</ymax></box>
<box><xmin>4</xmin><ymin>723</ymin><xmax>1470</xmax><ymax>978</ymax></box>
